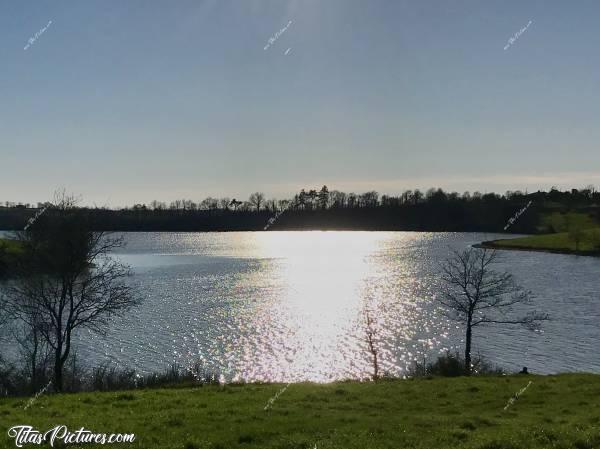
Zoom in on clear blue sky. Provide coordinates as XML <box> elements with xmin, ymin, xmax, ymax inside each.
<box><xmin>1</xmin><ymin>0</ymin><xmax>599</xmax><ymax>206</ymax></box>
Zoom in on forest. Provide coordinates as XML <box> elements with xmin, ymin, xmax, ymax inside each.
<box><xmin>0</xmin><ymin>186</ymin><xmax>598</xmax><ymax>233</ymax></box>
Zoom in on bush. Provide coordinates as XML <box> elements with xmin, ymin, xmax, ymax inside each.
<box><xmin>90</xmin><ymin>363</ymin><xmax>220</xmax><ymax>392</ymax></box>
<box><xmin>409</xmin><ymin>351</ymin><xmax>504</xmax><ymax>377</ymax></box>
<box><xmin>0</xmin><ymin>360</ymin><xmax>223</xmax><ymax>397</ymax></box>
<box><xmin>0</xmin><ymin>359</ymin><xmax>17</xmax><ymax>396</ymax></box>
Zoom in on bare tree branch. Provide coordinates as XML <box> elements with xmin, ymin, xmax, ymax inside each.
<box><xmin>4</xmin><ymin>193</ymin><xmax>141</xmax><ymax>391</ymax></box>
<box><xmin>435</xmin><ymin>247</ymin><xmax>548</xmax><ymax>375</ymax></box>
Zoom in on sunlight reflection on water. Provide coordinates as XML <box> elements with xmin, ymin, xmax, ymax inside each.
<box><xmin>69</xmin><ymin>231</ymin><xmax>600</xmax><ymax>381</ymax></box>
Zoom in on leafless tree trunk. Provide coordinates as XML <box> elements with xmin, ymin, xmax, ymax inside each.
<box><xmin>249</xmin><ymin>192</ymin><xmax>265</xmax><ymax>212</ymax></box>
<box><xmin>12</xmin><ymin>306</ymin><xmax>51</xmax><ymax>392</ymax></box>
<box><xmin>437</xmin><ymin>248</ymin><xmax>548</xmax><ymax>375</ymax></box>
<box><xmin>364</xmin><ymin>308</ymin><xmax>380</xmax><ymax>381</ymax></box>
<box><xmin>5</xmin><ymin>193</ymin><xmax>140</xmax><ymax>392</ymax></box>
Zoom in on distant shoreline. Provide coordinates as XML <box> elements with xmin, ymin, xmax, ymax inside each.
<box><xmin>0</xmin><ymin>196</ymin><xmax>545</xmax><ymax>234</ymax></box>
<box><xmin>476</xmin><ymin>239</ymin><xmax>600</xmax><ymax>258</ymax></box>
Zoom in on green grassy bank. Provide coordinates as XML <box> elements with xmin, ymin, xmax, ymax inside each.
<box><xmin>0</xmin><ymin>238</ymin><xmax>21</xmax><ymax>274</ymax></box>
<box><xmin>0</xmin><ymin>237</ymin><xmax>21</xmax><ymax>253</ymax></box>
<box><xmin>481</xmin><ymin>229</ymin><xmax>600</xmax><ymax>256</ymax></box>
<box><xmin>1</xmin><ymin>375</ymin><xmax>599</xmax><ymax>449</ymax></box>
<box><xmin>482</xmin><ymin>211</ymin><xmax>600</xmax><ymax>256</ymax></box>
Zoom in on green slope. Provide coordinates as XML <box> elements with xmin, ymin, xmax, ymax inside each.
<box><xmin>1</xmin><ymin>375</ymin><xmax>599</xmax><ymax>449</ymax></box>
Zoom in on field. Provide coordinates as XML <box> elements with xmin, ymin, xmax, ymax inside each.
<box><xmin>1</xmin><ymin>374</ymin><xmax>599</xmax><ymax>449</ymax></box>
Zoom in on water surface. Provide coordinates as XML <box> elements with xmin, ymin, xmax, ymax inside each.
<box><xmin>4</xmin><ymin>231</ymin><xmax>600</xmax><ymax>381</ymax></box>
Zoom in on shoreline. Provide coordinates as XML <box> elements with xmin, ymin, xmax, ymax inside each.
<box><xmin>476</xmin><ymin>240</ymin><xmax>600</xmax><ymax>257</ymax></box>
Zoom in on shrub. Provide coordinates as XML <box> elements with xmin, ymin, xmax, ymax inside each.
<box><xmin>0</xmin><ymin>360</ymin><xmax>224</xmax><ymax>397</ymax></box>
<box><xmin>409</xmin><ymin>351</ymin><xmax>504</xmax><ymax>377</ymax></box>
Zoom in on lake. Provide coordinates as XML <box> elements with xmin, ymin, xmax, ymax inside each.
<box><xmin>3</xmin><ymin>231</ymin><xmax>600</xmax><ymax>381</ymax></box>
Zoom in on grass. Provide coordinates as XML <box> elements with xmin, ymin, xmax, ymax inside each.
<box><xmin>486</xmin><ymin>228</ymin><xmax>600</xmax><ymax>255</ymax></box>
<box><xmin>538</xmin><ymin>211</ymin><xmax>597</xmax><ymax>233</ymax></box>
<box><xmin>0</xmin><ymin>237</ymin><xmax>21</xmax><ymax>254</ymax></box>
<box><xmin>0</xmin><ymin>237</ymin><xmax>22</xmax><ymax>272</ymax></box>
<box><xmin>486</xmin><ymin>211</ymin><xmax>600</xmax><ymax>256</ymax></box>
<box><xmin>1</xmin><ymin>374</ymin><xmax>599</xmax><ymax>448</ymax></box>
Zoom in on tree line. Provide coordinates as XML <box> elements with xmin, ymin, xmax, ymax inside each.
<box><xmin>1</xmin><ymin>186</ymin><xmax>598</xmax><ymax>233</ymax></box>
<box><xmin>3</xmin><ymin>185</ymin><xmax>599</xmax><ymax>212</ymax></box>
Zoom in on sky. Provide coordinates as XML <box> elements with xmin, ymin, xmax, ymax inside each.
<box><xmin>1</xmin><ymin>0</ymin><xmax>600</xmax><ymax>207</ymax></box>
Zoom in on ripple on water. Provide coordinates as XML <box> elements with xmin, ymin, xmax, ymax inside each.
<box><xmin>65</xmin><ymin>231</ymin><xmax>600</xmax><ymax>381</ymax></box>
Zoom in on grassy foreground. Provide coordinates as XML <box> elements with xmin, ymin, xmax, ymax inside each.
<box><xmin>1</xmin><ymin>375</ymin><xmax>599</xmax><ymax>449</ymax></box>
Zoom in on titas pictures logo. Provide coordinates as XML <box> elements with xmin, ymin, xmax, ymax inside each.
<box><xmin>7</xmin><ymin>425</ymin><xmax>135</xmax><ymax>447</ymax></box>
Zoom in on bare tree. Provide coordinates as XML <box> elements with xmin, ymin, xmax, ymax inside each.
<box><xmin>5</xmin><ymin>193</ymin><xmax>140</xmax><ymax>391</ymax></box>
<box><xmin>364</xmin><ymin>309</ymin><xmax>379</xmax><ymax>381</ymax></box>
<box><xmin>149</xmin><ymin>200</ymin><xmax>166</xmax><ymax>210</ymax></box>
<box><xmin>1</xmin><ymin>263</ymin><xmax>51</xmax><ymax>393</ymax></box>
<box><xmin>200</xmin><ymin>197</ymin><xmax>218</xmax><ymax>211</ymax></box>
<box><xmin>229</xmin><ymin>199</ymin><xmax>242</xmax><ymax>211</ymax></box>
<box><xmin>347</xmin><ymin>193</ymin><xmax>357</xmax><ymax>208</ymax></box>
<box><xmin>13</xmin><ymin>306</ymin><xmax>52</xmax><ymax>392</ymax></box>
<box><xmin>277</xmin><ymin>199</ymin><xmax>290</xmax><ymax>211</ymax></box>
<box><xmin>267</xmin><ymin>198</ymin><xmax>278</xmax><ymax>212</ymax></box>
<box><xmin>359</xmin><ymin>191</ymin><xmax>379</xmax><ymax>207</ymax></box>
<box><xmin>218</xmin><ymin>197</ymin><xmax>231</xmax><ymax>210</ymax></box>
<box><xmin>0</xmin><ymin>241</ymin><xmax>12</xmax><ymax>360</ymax></box>
<box><xmin>329</xmin><ymin>190</ymin><xmax>347</xmax><ymax>208</ymax></box>
<box><xmin>249</xmin><ymin>192</ymin><xmax>265</xmax><ymax>211</ymax></box>
<box><xmin>437</xmin><ymin>248</ymin><xmax>548</xmax><ymax>375</ymax></box>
